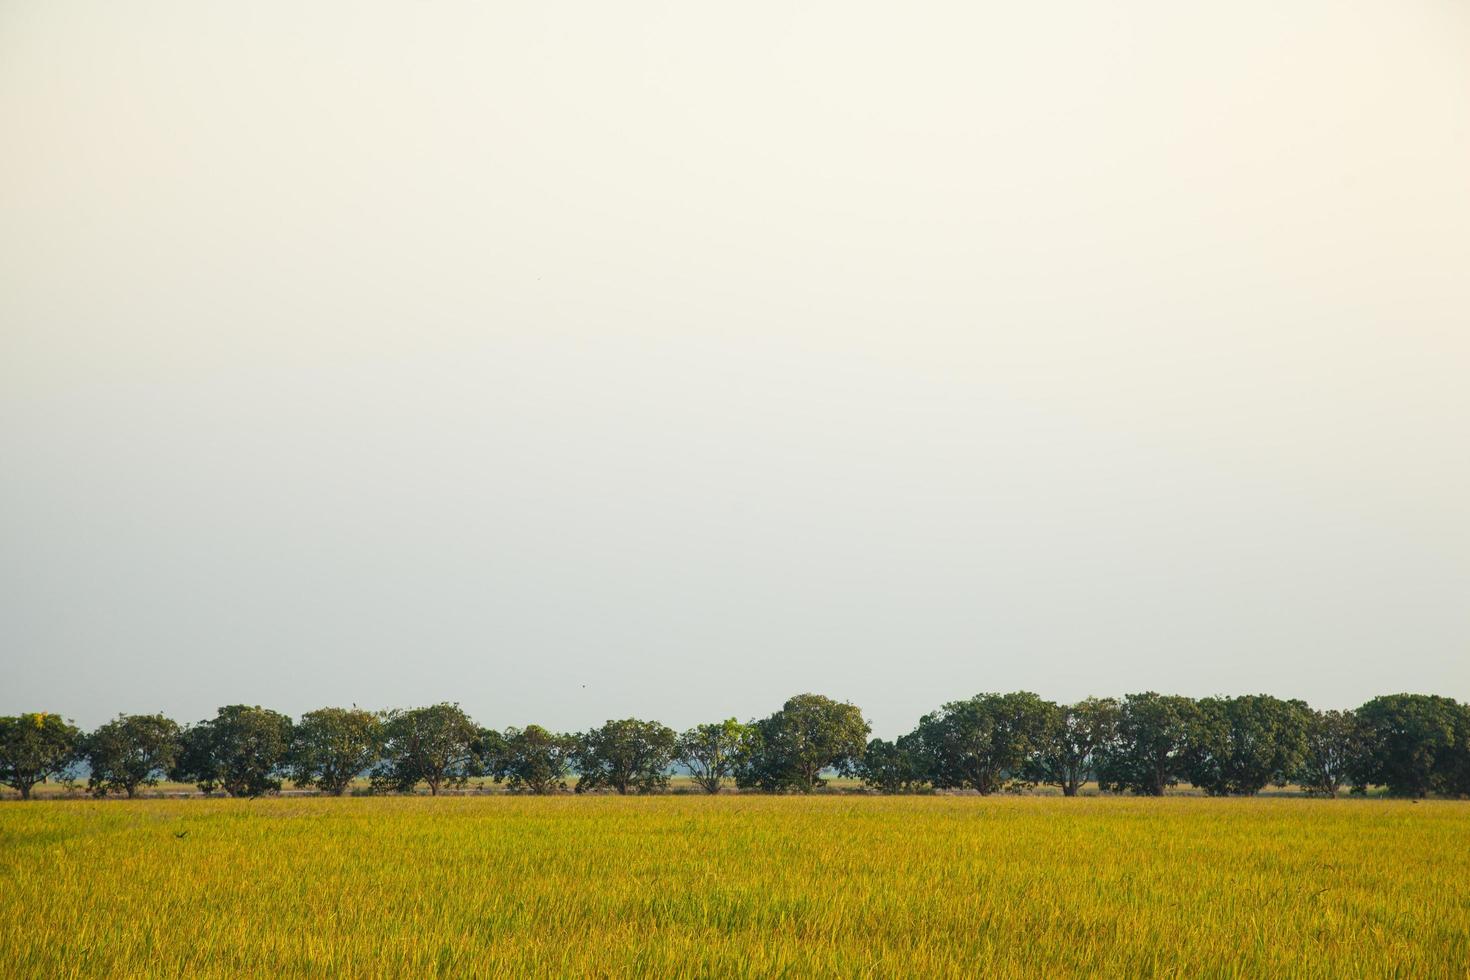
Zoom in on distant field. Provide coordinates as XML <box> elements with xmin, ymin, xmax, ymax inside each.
<box><xmin>2</xmin><ymin>776</ymin><xmax>1360</xmax><ymax>799</ymax></box>
<box><xmin>3</xmin><ymin>797</ymin><xmax>1466</xmax><ymax>977</ymax></box>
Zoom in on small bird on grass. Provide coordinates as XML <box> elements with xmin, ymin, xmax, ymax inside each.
<box><xmin>174</xmin><ymin>831</ymin><xmax>189</xmax><ymax>840</ymax></box>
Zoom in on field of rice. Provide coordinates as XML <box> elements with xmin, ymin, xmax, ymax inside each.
<box><xmin>3</xmin><ymin>796</ymin><xmax>1467</xmax><ymax>978</ymax></box>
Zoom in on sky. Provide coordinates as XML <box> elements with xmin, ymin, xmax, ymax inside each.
<box><xmin>2</xmin><ymin>1</ymin><xmax>1468</xmax><ymax>736</ymax></box>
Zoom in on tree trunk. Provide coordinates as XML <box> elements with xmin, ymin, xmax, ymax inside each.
<box><xmin>20</xmin><ymin>783</ymin><xmax>32</xmax><ymax>800</ymax></box>
<box><xmin>1063</xmin><ymin>783</ymin><xmax>1078</xmax><ymax>797</ymax></box>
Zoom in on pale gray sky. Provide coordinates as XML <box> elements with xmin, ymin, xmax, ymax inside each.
<box><xmin>3</xmin><ymin>1</ymin><xmax>1468</xmax><ymax>735</ymax></box>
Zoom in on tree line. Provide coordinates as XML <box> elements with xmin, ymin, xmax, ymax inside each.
<box><xmin>1</xmin><ymin>692</ymin><xmax>1467</xmax><ymax>801</ymax></box>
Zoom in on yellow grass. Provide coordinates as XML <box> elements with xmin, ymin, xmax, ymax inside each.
<box><xmin>2</xmin><ymin>796</ymin><xmax>1466</xmax><ymax>977</ymax></box>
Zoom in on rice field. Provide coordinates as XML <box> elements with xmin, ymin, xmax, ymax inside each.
<box><xmin>3</xmin><ymin>796</ymin><xmax>1467</xmax><ymax>978</ymax></box>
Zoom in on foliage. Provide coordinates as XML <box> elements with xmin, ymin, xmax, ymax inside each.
<box><xmin>1028</xmin><ymin>697</ymin><xmax>1118</xmax><ymax>796</ymax></box>
<box><xmin>172</xmin><ymin>724</ymin><xmax>219</xmax><ymax>795</ymax></box>
<box><xmin>0</xmin><ymin>713</ymin><xmax>81</xmax><ymax>800</ymax></box>
<box><xmin>735</xmin><ymin>694</ymin><xmax>870</xmax><ymax>793</ymax></box>
<box><xmin>372</xmin><ymin>703</ymin><xmax>481</xmax><ymax>796</ymax></box>
<box><xmin>675</xmin><ymin>719</ymin><xmax>756</xmax><ymax>794</ymax></box>
<box><xmin>172</xmin><ymin>724</ymin><xmax>221</xmax><ymax>795</ymax></box>
<box><xmin>171</xmin><ymin>705</ymin><xmax>294</xmax><ymax>797</ymax></box>
<box><xmin>911</xmin><ymin>691</ymin><xmax>1054</xmax><ymax>794</ymax></box>
<box><xmin>290</xmin><ymin>707</ymin><xmax>386</xmax><ymax>795</ymax></box>
<box><xmin>497</xmin><ymin>725</ymin><xmax>576</xmax><ymax>794</ymax></box>
<box><xmin>11</xmin><ymin>690</ymin><xmax>1470</xmax><ymax>802</ymax></box>
<box><xmin>1441</xmin><ymin>704</ymin><xmax>1470</xmax><ymax>799</ymax></box>
<box><xmin>1095</xmin><ymin>692</ymin><xmax>1198</xmax><ymax>796</ymax></box>
<box><xmin>83</xmin><ymin>713</ymin><xmax>181</xmax><ymax>798</ymax></box>
<box><xmin>856</xmin><ymin>734</ymin><xmax>928</xmax><ymax>793</ymax></box>
<box><xmin>1294</xmin><ymin>709</ymin><xmax>1365</xmax><ymax>797</ymax></box>
<box><xmin>574</xmin><ymin>718</ymin><xmax>677</xmax><ymax>794</ymax></box>
<box><xmin>1182</xmin><ymin>695</ymin><xmax>1312</xmax><ymax>796</ymax></box>
<box><xmin>1353</xmin><ymin>694</ymin><xmax>1464</xmax><ymax>798</ymax></box>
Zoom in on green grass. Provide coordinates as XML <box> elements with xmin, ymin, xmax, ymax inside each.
<box><xmin>2</xmin><ymin>796</ymin><xmax>1466</xmax><ymax>977</ymax></box>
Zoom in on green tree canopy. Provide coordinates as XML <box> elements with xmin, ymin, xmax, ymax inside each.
<box><xmin>0</xmin><ymin>712</ymin><xmax>81</xmax><ymax>800</ymax></box>
<box><xmin>291</xmin><ymin>707</ymin><xmax>386</xmax><ymax>795</ymax></box>
<box><xmin>1353</xmin><ymin>694</ymin><xmax>1462</xmax><ymax>798</ymax></box>
<box><xmin>1029</xmin><ymin>697</ymin><xmax>1119</xmax><ymax>797</ymax></box>
<box><xmin>84</xmin><ymin>713</ymin><xmax>181</xmax><ymax>798</ymax></box>
<box><xmin>676</xmin><ymin>719</ymin><xmax>756</xmax><ymax>794</ymax></box>
<box><xmin>170</xmin><ymin>705</ymin><xmax>293</xmax><ymax>797</ymax></box>
<box><xmin>574</xmin><ymin>718</ymin><xmax>677</xmax><ymax>794</ymax></box>
<box><xmin>1293</xmin><ymin>708</ymin><xmax>1365</xmax><ymax>798</ymax></box>
<box><xmin>1183</xmin><ymin>695</ymin><xmax>1312</xmax><ymax>796</ymax></box>
<box><xmin>172</xmin><ymin>724</ymin><xmax>220</xmax><ymax>795</ymax></box>
<box><xmin>911</xmin><ymin>691</ymin><xmax>1054</xmax><ymax>795</ymax></box>
<box><xmin>1095</xmin><ymin>692</ymin><xmax>1198</xmax><ymax>796</ymax></box>
<box><xmin>497</xmin><ymin>725</ymin><xmax>576</xmax><ymax>794</ymax></box>
<box><xmin>857</xmin><ymin>733</ymin><xmax>928</xmax><ymax>794</ymax></box>
<box><xmin>736</xmin><ymin>694</ymin><xmax>870</xmax><ymax>793</ymax></box>
<box><xmin>1441</xmin><ymin>703</ymin><xmax>1470</xmax><ymax>799</ymax></box>
<box><xmin>372</xmin><ymin>703</ymin><xmax>481</xmax><ymax>796</ymax></box>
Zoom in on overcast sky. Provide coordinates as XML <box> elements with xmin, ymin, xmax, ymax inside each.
<box><xmin>3</xmin><ymin>1</ymin><xmax>1468</xmax><ymax>735</ymax></box>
